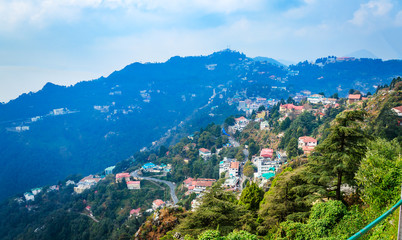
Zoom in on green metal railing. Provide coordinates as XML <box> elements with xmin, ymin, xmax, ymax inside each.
<box><xmin>348</xmin><ymin>198</ymin><xmax>402</xmax><ymax>240</ymax></box>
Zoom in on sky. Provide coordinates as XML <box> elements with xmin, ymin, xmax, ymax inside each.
<box><xmin>1</xmin><ymin>0</ymin><xmax>402</xmax><ymax>103</ymax></box>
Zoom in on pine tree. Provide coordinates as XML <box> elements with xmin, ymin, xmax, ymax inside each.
<box><xmin>308</xmin><ymin>110</ymin><xmax>367</xmax><ymax>201</ymax></box>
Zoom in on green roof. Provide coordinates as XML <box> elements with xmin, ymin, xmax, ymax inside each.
<box><xmin>262</xmin><ymin>173</ymin><xmax>275</xmax><ymax>179</ymax></box>
<box><xmin>105</xmin><ymin>166</ymin><xmax>115</xmax><ymax>171</ymax></box>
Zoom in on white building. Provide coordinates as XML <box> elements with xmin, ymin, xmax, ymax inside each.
<box><xmin>199</xmin><ymin>148</ymin><xmax>211</xmax><ymax>159</ymax></box>
<box><xmin>307</xmin><ymin>94</ymin><xmax>324</xmax><ymax>104</ymax></box>
<box><xmin>255</xmin><ymin>157</ymin><xmax>281</xmax><ymax>178</ymax></box>
<box><xmin>24</xmin><ymin>192</ymin><xmax>35</xmax><ymax>201</ymax></box>
<box><xmin>298</xmin><ymin>136</ymin><xmax>317</xmax><ymax>148</ymax></box>
<box><xmin>260</xmin><ymin>121</ymin><xmax>269</xmax><ymax>130</ymax></box>
<box><xmin>228</xmin><ymin>161</ymin><xmax>240</xmax><ymax>178</ymax></box>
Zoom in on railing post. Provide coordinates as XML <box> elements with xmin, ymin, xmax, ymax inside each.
<box><xmin>398</xmin><ymin>184</ymin><xmax>402</xmax><ymax>240</ymax></box>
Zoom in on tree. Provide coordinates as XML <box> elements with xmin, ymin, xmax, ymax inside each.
<box><xmin>224</xmin><ymin>116</ymin><xmax>235</xmax><ymax>126</ymax></box>
<box><xmin>286</xmin><ymin>137</ymin><xmax>300</xmax><ymax>159</ymax></box>
<box><xmin>239</xmin><ymin>182</ymin><xmax>264</xmax><ymax>211</ymax></box>
<box><xmin>308</xmin><ymin>110</ymin><xmax>367</xmax><ymax>201</ymax></box>
<box><xmin>287</xmin><ymin>97</ymin><xmax>295</xmax><ymax>104</ymax></box>
<box><xmin>280</xmin><ymin>117</ymin><xmax>291</xmax><ymax>131</ymax></box>
<box><xmin>243</xmin><ymin>162</ymin><xmax>255</xmax><ymax>178</ymax></box>
<box><xmin>355</xmin><ymin>138</ymin><xmax>402</xmax><ymax>211</ymax></box>
<box><xmin>330</xmin><ymin>93</ymin><xmax>339</xmax><ymax>99</ymax></box>
<box><xmin>318</xmin><ymin>92</ymin><xmax>325</xmax><ymax>97</ymax></box>
<box><xmin>258</xmin><ymin>105</ymin><xmax>266</xmax><ymax>111</ymax></box>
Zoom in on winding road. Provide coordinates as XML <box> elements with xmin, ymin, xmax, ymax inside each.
<box><xmin>131</xmin><ymin>170</ymin><xmax>179</xmax><ymax>204</ymax></box>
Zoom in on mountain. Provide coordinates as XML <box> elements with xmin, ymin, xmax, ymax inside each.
<box><xmin>0</xmin><ymin>49</ymin><xmax>402</xmax><ymax>200</ymax></box>
<box><xmin>252</xmin><ymin>56</ymin><xmax>286</xmax><ymax>67</ymax></box>
<box><xmin>345</xmin><ymin>49</ymin><xmax>378</xmax><ymax>59</ymax></box>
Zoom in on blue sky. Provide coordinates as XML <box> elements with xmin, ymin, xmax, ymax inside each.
<box><xmin>1</xmin><ymin>0</ymin><xmax>402</xmax><ymax>102</ymax></box>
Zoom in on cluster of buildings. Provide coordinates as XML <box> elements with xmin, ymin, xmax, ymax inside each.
<box><xmin>229</xmin><ymin>96</ymin><xmax>279</xmax><ymax>116</ymax></box>
<box><xmin>116</xmin><ymin>173</ymin><xmax>141</xmax><ymax>190</ymax></box>
<box><xmin>183</xmin><ymin>177</ymin><xmax>216</xmax><ymax>195</ymax></box>
<box><xmin>219</xmin><ymin>158</ymin><xmax>241</xmax><ymax>189</ymax></box>
<box><xmin>23</xmin><ymin>187</ymin><xmax>43</xmax><ymax>201</ymax></box>
<box><xmin>228</xmin><ymin>116</ymin><xmax>250</xmax><ymax>133</ymax></box>
<box><xmin>252</xmin><ymin>149</ymin><xmax>283</xmax><ymax>180</ymax></box>
<box><xmin>141</xmin><ymin>162</ymin><xmax>172</xmax><ymax>173</ymax></box>
<box><xmin>307</xmin><ymin>94</ymin><xmax>338</xmax><ymax>105</ymax></box>
<box><xmin>74</xmin><ymin>175</ymin><xmax>104</xmax><ymax>194</ymax></box>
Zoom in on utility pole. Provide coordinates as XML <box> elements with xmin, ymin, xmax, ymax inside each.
<box><xmin>398</xmin><ymin>184</ymin><xmax>402</xmax><ymax>240</ymax></box>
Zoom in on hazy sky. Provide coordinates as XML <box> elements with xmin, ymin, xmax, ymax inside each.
<box><xmin>1</xmin><ymin>0</ymin><xmax>402</xmax><ymax>102</ymax></box>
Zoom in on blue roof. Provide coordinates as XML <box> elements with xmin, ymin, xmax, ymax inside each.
<box><xmin>142</xmin><ymin>162</ymin><xmax>156</xmax><ymax>169</ymax></box>
<box><xmin>262</xmin><ymin>173</ymin><xmax>275</xmax><ymax>179</ymax></box>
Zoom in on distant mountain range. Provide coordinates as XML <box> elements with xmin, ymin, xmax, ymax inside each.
<box><xmin>0</xmin><ymin>49</ymin><xmax>401</xmax><ymax>200</ymax></box>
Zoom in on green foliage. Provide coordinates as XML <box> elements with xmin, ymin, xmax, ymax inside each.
<box><xmin>258</xmin><ymin>167</ymin><xmax>312</xmax><ymax>235</ymax></box>
<box><xmin>238</xmin><ymin>182</ymin><xmax>264</xmax><ymax>211</ymax></box>
<box><xmin>285</xmin><ymin>137</ymin><xmax>301</xmax><ymax>159</ymax></box>
<box><xmin>308</xmin><ymin>110</ymin><xmax>367</xmax><ymax>201</ymax></box>
<box><xmin>355</xmin><ymin>138</ymin><xmax>402</xmax><ymax>211</ymax></box>
<box><xmin>279</xmin><ymin>117</ymin><xmax>291</xmax><ymax>131</ymax></box>
<box><xmin>177</xmin><ymin>183</ymin><xmax>248</xmax><ymax>236</ymax></box>
<box><xmin>198</xmin><ymin>230</ymin><xmax>223</xmax><ymax>240</ymax></box>
<box><xmin>242</xmin><ymin>161</ymin><xmax>255</xmax><ymax>178</ymax></box>
<box><xmin>279</xmin><ymin>200</ymin><xmax>347</xmax><ymax>239</ymax></box>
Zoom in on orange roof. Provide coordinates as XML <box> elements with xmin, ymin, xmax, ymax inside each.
<box><xmin>153</xmin><ymin>199</ymin><xmax>165</xmax><ymax>206</ymax></box>
<box><xmin>230</xmin><ymin>161</ymin><xmax>240</xmax><ymax>169</ymax></box>
<box><xmin>348</xmin><ymin>94</ymin><xmax>361</xmax><ymax>100</ymax></box>
<box><xmin>199</xmin><ymin>148</ymin><xmax>211</xmax><ymax>153</ymax></box>
<box><xmin>116</xmin><ymin>173</ymin><xmax>130</xmax><ymax>178</ymax></box>
<box><xmin>299</xmin><ymin>136</ymin><xmax>317</xmax><ymax>143</ymax></box>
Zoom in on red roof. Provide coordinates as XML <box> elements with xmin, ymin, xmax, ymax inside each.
<box><xmin>230</xmin><ymin>161</ymin><xmax>240</xmax><ymax>169</ymax></box>
<box><xmin>299</xmin><ymin>136</ymin><xmax>317</xmax><ymax>143</ymax></box>
<box><xmin>199</xmin><ymin>148</ymin><xmax>211</xmax><ymax>153</ymax></box>
<box><xmin>130</xmin><ymin>208</ymin><xmax>141</xmax><ymax>215</ymax></box>
<box><xmin>86</xmin><ymin>206</ymin><xmax>91</xmax><ymax>210</ymax></box>
<box><xmin>80</xmin><ymin>175</ymin><xmax>101</xmax><ymax>183</ymax></box>
<box><xmin>280</xmin><ymin>104</ymin><xmax>304</xmax><ymax>111</ymax></box>
<box><xmin>348</xmin><ymin>94</ymin><xmax>361</xmax><ymax>100</ymax></box>
<box><xmin>193</xmin><ymin>180</ymin><xmax>215</xmax><ymax>187</ymax></box>
<box><xmin>235</xmin><ymin>116</ymin><xmax>247</xmax><ymax>122</ymax></box>
<box><xmin>183</xmin><ymin>177</ymin><xmax>194</xmax><ymax>185</ymax></box>
<box><xmin>392</xmin><ymin>106</ymin><xmax>402</xmax><ymax>112</ymax></box>
<box><xmin>116</xmin><ymin>173</ymin><xmax>130</xmax><ymax>178</ymax></box>
<box><xmin>127</xmin><ymin>181</ymin><xmax>140</xmax><ymax>185</ymax></box>
<box><xmin>153</xmin><ymin>199</ymin><xmax>165</xmax><ymax>206</ymax></box>
<box><xmin>188</xmin><ymin>186</ymin><xmax>195</xmax><ymax>190</ymax></box>
<box><xmin>260</xmin><ymin>148</ymin><xmax>274</xmax><ymax>158</ymax></box>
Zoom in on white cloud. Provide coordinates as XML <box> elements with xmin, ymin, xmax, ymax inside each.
<box><xmin>350</xmin><ymin>0</ymin><xmax>393</xmax><ymax>26</ymax></box>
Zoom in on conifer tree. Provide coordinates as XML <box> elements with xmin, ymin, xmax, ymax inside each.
<box><xmin>308</xmin><ymin>110</ymin><xmax>367</xmax><ymax>201</ymax></box>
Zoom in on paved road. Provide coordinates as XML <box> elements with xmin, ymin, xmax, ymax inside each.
<box><xmin>131</xmin><ymin>170</ymin><xmax>178</xmax><ymax>204</ymax></box>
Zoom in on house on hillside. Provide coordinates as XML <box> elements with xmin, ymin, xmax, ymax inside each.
<box><xmin>260</xmin><ymin>121</ymin><xmax>269</xmax><ymax>130</ymax></box>
<box><xmin>127</xmin><ymin>181</ymin><xmax>141</xmax><ymax>190</ymax></box>
<box><xmin>392</xmin><ymin>106</ymin><xmax>402</xmax><ymax>125</ymax></box>
<box><xmin>260</xmin><ymin>148</ymin><xmax>274</xmax><ymax>159</ymax></box>
<box><xmin>24</xmin><ymin>192</ymin><xmax>35</xmax><ymax>201</ymax></box>
<box><xmin>229</xmin><ymin>161</ymin><xmax>240</xmax><ymax>177</ymax></box>
<box><xmin>298</xmin><ymin>136</ymin><xmax>317</xmax><ymax>148</ymax></box>
<box><xmin>219</xmin><ymin>158</ymin><xmax>232</xmax><ymax>178</ymax></box>
<box><xmin>130</xmin><ymin>208</ymin><xmax>141</xmax><ymax>217</ymax></box>
<box><xmin>307</xmin><ymin>94</ymin><xmax>324</xmax><ymax>104</ymax></box>
<box><xmin>115</xmin><ymin>173</ymin><xmax>131</xmax><ymax>183</ymax></box>
<box><xmin>74</xmin><ymin>175</ymin><xmax>103</xmax><ymax>194</ymax></box>
<box><xmin>348</xmin><ymin>94</ymin><xmax>362</xmax><ymax>104</ymax></box>
<box><xmin>152</xmin><ymin>199</ymin><xmax>165</xmax><ymax>210</ymax></box>
<box><xmin>104</xmin><ymin>166</ymin><xmax>115</xmax><ymax>175</ymax></box>
<box><xmin>279</xmin><ymin>104</ymin><xmax>305</xmax><ymax>116</ymax></box>
<box><xmin>229</xmin><ymin>116</ymin><xmax>250</xmax><ymax>132</ymax></box>
<box><xmin>199</xmin><ymin>148</ymin><xmax>211</xmax><ymax>159</ymax></box>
